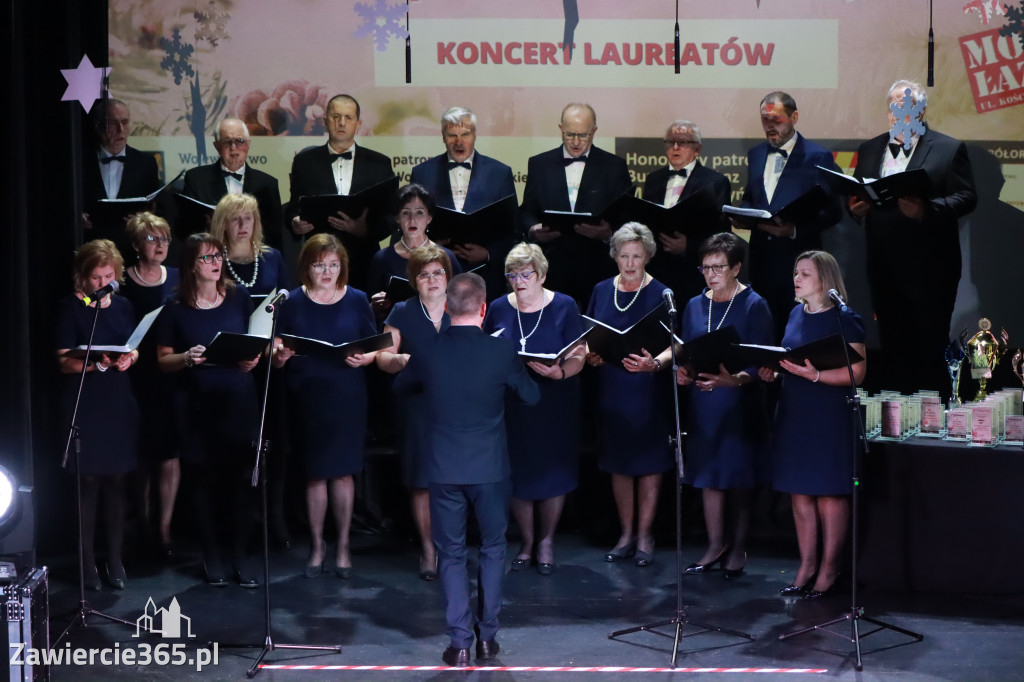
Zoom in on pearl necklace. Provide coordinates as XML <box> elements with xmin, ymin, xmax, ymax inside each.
<box><xmin>195</xmin><ymin>291</ymin><xmax>221</xmax><ymax>310</ymax></box>
<box><xmin>225</xmin><ymin>246</ymin><xmax>259</xmax><ymax>289</ymax></box>
<box><xmin>303</xmin><ymin>286</ymin><xmax>338</xmax><ymax>305</ymax></box>
<box><xmin>134</xmin><ymin>264</ymin><xmax>163</xmax><ymax>286</ymax></box>
<box><xmin>515</xmin><ymin>294</ymin><xmax>545</xmax><ymax>352</ymax></box>
<box><xmin>400</xmin><ymin>235</ymin><xmax>430</xmax><ymax>253</ymax></box>
<box><xmin>613</xmin><ymin>272</ymin><xmax>647</xmax><ymax>312</ymax></box>
<box><xmin>420</xmin><ymin>296</ymin><xmax>446</xmax><ymax>325</ymax></box>
<box><xmin>707</xmin><ymin>282</ymin><xmax>741</xmax><ymax>333</ymax></box>
<box><xmin>805</xmin><ymin>302</ymin><xmax>829</xmax><ymax>314</ymax></box>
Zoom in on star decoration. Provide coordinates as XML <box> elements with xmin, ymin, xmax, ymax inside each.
<box><xmin>60</xmin><ymin>54</ymin><xmax>110</xmax><ymax>113</ymax></box>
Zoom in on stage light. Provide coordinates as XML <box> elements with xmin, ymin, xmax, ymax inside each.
<box><xmin>0</xmin><ymin>464</ymin><xmax>35</xmax><ymax>563</ymax></box>
<box><xmin>0</xmin><ymin>465</ymin><xmax>17</xmax><ymax>528</ymax></box>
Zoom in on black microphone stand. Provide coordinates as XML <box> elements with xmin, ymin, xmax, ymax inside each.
<box><xmin>56</xmin><ymin>296</ymin><xmax>142</xmax><ymax>645</ymax></box>
<box><xmin>220</xmin><ymin>295</ymin><xmax>341</xmax><ymax>678</ymax></box>
<box><xmin>609</xmin><ymin>295</ymin><xmax>753</xmax><ymax>666</ymax></box>
<box><xmin>778</xmin><ymin>304</ymin><xmax>922</xmax><ymax>670</ymax></box>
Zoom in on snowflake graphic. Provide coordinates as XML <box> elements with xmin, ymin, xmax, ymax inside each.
<box><xmin>160</xmin><ymin>28</ymin><xmax>195</xmax><ymax>85</ymax></box>
<box><xmin>889</xmin><ymin>88</ymin><xmax>927</xmax><ymax>150</ymax></box>
<box><xmin>354</xmin><ymin>0</ymin><xmax>409</xmax><ymax>52</ymax></box>
<box><xmin>999</xmin><ymin>1</ymin><xmax>1024</xmax><ymax>42</ymax></box>
<box><xmin>963</xmin><ymin>0</ymin><xmax>1008</xmax><ymax>24</ymax></box>
<box><xmin>195</xmin><ymin>1</ymin><xmax>231</xmax><ymax>48</ymax></box>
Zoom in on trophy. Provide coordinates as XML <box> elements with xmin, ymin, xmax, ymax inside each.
<box><xmin>966</xmin><ymin>318</ymin><xmax>1007</xmax><ymax>401</ymax></box>
<box><xmin>945</xmin><ymin>335</ymin><xmax>966</xmax><ymax>408</ymax></box>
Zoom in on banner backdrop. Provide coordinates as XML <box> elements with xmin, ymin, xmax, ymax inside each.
<box><xmin>108</xmin><ymin>0</ymin><xmax>1024</xmax><ymax>346</ymax></box>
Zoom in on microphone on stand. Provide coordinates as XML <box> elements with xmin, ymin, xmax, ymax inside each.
<box><xmin>265</xmin><ymin>289</ymin><xmax>289</xmax><ymax>312</ymax></box>
<box><xmin>81</xmin><ymin>281</ymin><xmax>119</xmax><ymax>306</ymax></box>
<box><xmin>662</xmin><ymin>288</ymin><xmax>677</xmax><ymax>315</ymax></box>
<box><xmin>827</xmin><ymin>288</ymin><xmax>849</xmax><ymax>312</ymax></box>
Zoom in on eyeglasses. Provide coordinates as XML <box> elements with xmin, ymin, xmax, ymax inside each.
<box><xmin>196</xmin><ymin>253</ymin><xmax>224</xmax><ymax>264</ymax></box>
<box><xmin>144</xmin><ymin>235</ymin><xmax>172</xmax><ymax>245</ymax></box>
<box><xmin>664</xmin><ymin>139</ymin><xmax>698</xmax><ymax>148</ymax></box>
<box><xmin>697</xmin><ymin>264</ymin><xmax>730</xmax><ymax>275</ymax></box>
<box><xmin>311</xmin><ymin>262</ymin><xmax>341</xmax><ymax>273</ymax></box>
<box><xmin>561</xmin><ymin>131</ymin><xmax>593</xmax><ymax>142</ymax></box>
<box><xmin>505</xmin><ymin>271</ymin><xmax>536</xmax><ymax>282</ymax></box>
<box><xmin>218</xmin><ymin>137</ymin><xmax>249</xmax><ymax>148</ymax></box>
<box><xmin>399</xmin><ymin>209</ymin><xmax>430</xmax><ymax>220</ymax></box>
<box><xmin>416</xmin><ymin>269</ymin><xmax>446</xmax><ymax>281</ymax></box>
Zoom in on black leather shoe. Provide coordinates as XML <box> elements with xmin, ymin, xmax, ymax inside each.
<box><xmin>203</xmin><ymin>559</ymin><xmax>228</xmax><ymax>587</ymax></box>
<box><xmin>442</xmin><ymin>645</ymin><xmax>471</xmax><ymax>667</ymax></box>
<box><xmin>334</xmin><ymin>566</ymin><xmax>353</xmax><ymax>580</ymax></box>
<box><xmin>418</xmin><ymin>555</ymin><xmax>438</xmax><ymax>581</ymax></box>
<box><xmin>722</xmin><ymin>553</ymin><xmax>747</xmax><ymax>581</ymax></box>
<box><xmin>604</xmin><ymin>543</ymin><xmax>636</xmax><ymax>562</ymax></box>
<box><xmin>106</xmin><ymin>563</ymin><xmax>127</xmax><ymax>590</ymax></box>
<box><xmin>476</xmin><ymin>638</ymin><xmax>500</xmax><ymax>660</ymax></box>
<box><xmin>683</xmin><ymin>547</ymin><xmax>728</xmax><ymax>574</ymax></box>
<box><xmin>780</xmin><ymin>574</ymin><xmax>815</xmax><ymax>596</ymax></box>
<box><xmin>83</xmin><ymin>564</ymin><xmax>102</xmax><ymax>592</ymax></box>
<box><xmin>536</xmin><ymin>562</ymin><xmax>556</xmax><ymax>576</ymax></box>
<box><xmin>804</xmin><ymin>574</ymin><xmax>841</xmax><ymax>600</ymax></box>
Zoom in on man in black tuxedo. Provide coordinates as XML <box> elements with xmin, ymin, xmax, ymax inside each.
<box><xmin>643</xmin><ymin>119</ymin><xmax>732</xmax><ymax>302</ymax></box>
<box><xmin>396</xmin><ymin>273</ymin><xmax>539</xmax><ymax>667</ymax></box>
<box><xmin>739</xmin><ymin>91</ymin><xmax>842</xmax><ymax>340</ymax></box>
<box><xmin>411</xmin><ymin>106</ymin><xmax>517</xmax><ymax>300</ymax></box>
<box><xmin>850</xmin><ymin>79</ymin><xmax>976</xmax><ymax>396</ymax></box>
<box><xmin>286</xmin><ymin>94</ymin><xmax>395</xmax><ymax>289</ymax></box>
<box><xmin>520</xmin><ymin>103</ymin><xmax>632</xmax><ymax>305</ymax></box>
<box><xmin>82</xmin><ymin>98</ymin><xmax>160</xmax><ymax>254</ymax></box>
<box><xmin>181</xmin><ymin>118</ymin><xmax>283</xmax><ymax>247</ymax></box>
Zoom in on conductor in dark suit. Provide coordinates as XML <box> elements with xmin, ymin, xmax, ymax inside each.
<box><xmin>286</xmin><ymin>94</ymin><xmax>395</xmax><ymax>289</ymax></box>
<box><xmin>82</xmin><ymin>98</ymin><xmax>160</xmax><ymax>253</ymax></box>
<box><xmin>850</xmin><ymin>79</ymin><xmax>977</xmax><ymax>396</ymax></box>
<box><xmin>520</xmin><ymin>103</ymin><xmax>632</xmax><ymax>305</ymax></box>
<box><xmin>181</xmin><ymin>118</ymin><xmax>283</xmax><ymax>248</ymax></box>
<box><xmin>740</xmin><ymin>92</ymin><xmax>842</xmax><ymax>340</ymax></box>
<box><xmin>396</xmin><ymin>273</ymin><xmax>539</xmax><ymax>667</ymax></box>
<box><xmin>410</xmin><ymin>106</ymin><xmax>518</xmax><ymax>300</ymax></box>
<box><xmin>643</xmin><ymin>119</ymin><xmax>732</xmax><ymax>302</ymax></box>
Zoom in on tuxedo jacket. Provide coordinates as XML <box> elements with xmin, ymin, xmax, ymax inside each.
<box><xmin>396</xmin><ymin>325</ymin><xmax>539</xmax><ymax>485</ymax></box>
<box><xmin>182</xmin><ymin>162</ymin><xmax>283</xmax><ymax>247</ymax></box>
<box><xmin>82</xmin><ymin>145</ymin><xmax>160</xmax><ymax>248</ymax></box>
<box><xmin>643</xmin><ymin>163</ymin><xmax>732</xmax><ymax>300</ymax></box>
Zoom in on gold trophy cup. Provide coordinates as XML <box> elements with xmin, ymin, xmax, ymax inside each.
<box><xmin>966</xmin><ymin>318</ymin><xmax>1007</xmax><ymax>401</ymax></box>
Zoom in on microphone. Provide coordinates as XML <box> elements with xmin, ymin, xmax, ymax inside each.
<box><xmin>265</xmin><ymin>288</ymin><xmax>289</xmax><ymax>312</ymax></box>
<box><xmin>81</xmin><ymin>281</ymin><xmax>119</xmax><ymax>306</ymax></box>
<box><xmin>662</xmin><ymin>288</ymin><xmax>677</xmax><ymax>315</ymax></box>
<box><xmin>827</xmin><ymin>288</ymin><xmax>848</xmax><ymax>312</ymax></box>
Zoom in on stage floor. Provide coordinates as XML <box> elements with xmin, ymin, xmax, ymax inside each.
<box><xmin>41</xmin><ymin>533</ymin><xmax>1024</xmax><ymax>681</ymax></box>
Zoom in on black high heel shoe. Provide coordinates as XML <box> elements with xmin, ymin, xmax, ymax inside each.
<box><xmin>604</xmin><ymin>543</ymin><xmax>636</xmax><ymax>562</ymax></box>
<box><xmin>684</xmin><ymin>546</ymin><xmax>728</xmax><ymax>574</ymax></box>
<box><xmin>722</xmin><ymin>552</ymin><xmax>747</xmax><ymax>581</ymax></box>
<box><xmin>779</xmin><ymin>573</ymin><xmax>816</xmax><ymax>596</ymax></box>
<box><xmin>106</xmin><ymin>562</ymin><xmax>127</xmax><ymax>590</ymax></box>
<box><xmin>804</xmin><ymin>574</ymin><xmax>841</xmax><ymax>600</ymax></box>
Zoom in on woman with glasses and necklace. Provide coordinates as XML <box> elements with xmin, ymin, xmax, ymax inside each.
<box><xmin>759</xmin><ymin>251</ymin><xmax>866</xmax><ymax>599</ymax></box>
<box><xmin>368</xmin><ymin>184</ymin><xmax>462</xmax><ymax>316</ymax></box>
<box><xmin>210</xmin><ymin>193</ymin><xmax>291</xmax><ymax>298</ymax></box>
<box><xmin>585</xmin><ymin>223</ymin><xmax>673</xmax><ymax>567</ymax></box>
<box><xmin>675</xmin><ymin>233</ymin><xmax>773</xmax><ymax>581</ymax></box>
<box><xmin>482</xmin><ymin>243</ymin><xmax>584</xmax><ymax>575</ymax></box>
<box><xmin>156</xmin><ymin>234</ymin><xmax>262</xmax><ymax>587</ymax></box>
<box><xmin>121</xmin><ymin>213</ymin><xmax>181</xmax><ymax>561</ymax></box>
<box><xmin>376</xmin><ymin>245</ymin><xmax>455</xmax><ymax>580</ymax></box>
<box><xmin>273</xmin><ymin>234</ymin><xmax>377</xmax><ymax>580</ymax></box>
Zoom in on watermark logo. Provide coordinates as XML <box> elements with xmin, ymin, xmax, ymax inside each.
<box><xmin>135</xmin><ymin>596</ymin><xmax>195</xmax><ymax>638</ymax></box>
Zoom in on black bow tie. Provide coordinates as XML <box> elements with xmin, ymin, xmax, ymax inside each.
<box><xmin>766</xmin><ymin>147</ymin><xmax>788</xmax><ymax>159</ymax></box>
<box><xmin>328</xmin><ymin>150</ymin><xmax>353</xmax><ymax>161</ymax></box>
<box><xmin>564</xmin><ymin>155</ymin><xmax>587</xmax><ymax>166</ymax></box>
<box><xmin>447</xmin><ymin>161</ymin><xmax>472</xmax><ymax>170</ymax></box>
<box><xmin>221</xmin><ymin>170</ymin><xmax>243</xmax><ymax>181</ymax></box>
<box><xmin>100</xmin><ymin>155</ymin><xmax>125</xmax><ymax>164</ymax></box>
<box><xmin>888</xmin><ymin>142</ymin><xmax>912</xmax><ymax>158</ymax></box>
<box><xmin>667</xmin><ymin>168</ymin><xmax>688</xmax><ymax>178</ymax></box>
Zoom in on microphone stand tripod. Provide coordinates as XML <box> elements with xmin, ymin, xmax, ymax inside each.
<box><xmin>609</xmin><ymin>296</ymin><xmax>753</xmax><ymax>666</ymax></box>
<box><xmin>219</xmin><ymin>296</ymin><xmax>341</xmax><ymax>678</ymax></box>
<box><xmin>56</xmin><ymin>296</ymin><xmax>142</xmax><ymax>645</ymax></box>
<box><xmin>778</xmin><ymin>304</ymin><xmax>922</xmax><ymax>671</ymax></box>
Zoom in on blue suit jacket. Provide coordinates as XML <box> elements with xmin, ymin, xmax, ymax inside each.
<box><xmin>396</xmin><ymin>325</ymin><xmax>539</xmax><ymax>485</ymax></box>
<box><xmin>411</xmin><ymin>152</ymin><xmax>516</xmax><ymax>214</ymax></box>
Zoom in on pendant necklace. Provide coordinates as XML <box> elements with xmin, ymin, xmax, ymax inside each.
<box><xmin>515</xmin><ymin>295</ymin><xmax>544</xmax><ymax>352</ymax></box>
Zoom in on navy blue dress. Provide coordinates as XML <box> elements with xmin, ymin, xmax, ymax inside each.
<box><xmin>55</xmin><ymin>294</ymin><xmax>139</xmax><ymax>475</ymax></box>
<box><xmin>772</xmin><ymin>305</ymin><xmax>866</xmax><ymax>496</ymax></box>
<box><xmin>224</xmin><ymin>247</ymin><xmax>291</xmax><ymax>298</ymax></box>
<box><xmin>680</xmin><ymin>287</ymin><xmax>773</xmax><ymax>489</ymax></box>
<box><xmin>484</xmin><ymin>292</ymin><xmax>583</xmax><ymax>499</ymax></box>
<box><xmin>121</xmin><ymin>267</ymin><xmax>180</xmax><ymax>462</ymax></box>
<box><xmin>278</xmin><ymin>286</ymin><xmax>377</xmax><ymax>479</ymax></box>
<box><xmin>366</xmin><ymin>245</ymin><xmax>463</xmax><ymax>297</ymax></box>
<box><xmin>155</xmin><ymin>285</ymin><xmax>259</xmax><ymax>463</ymax></box>
<box><xmin>384</xmin><ymin>297</ymin><xmax>451</xmax><ymax>488</ymax></box>
<box><xmin>585</xmin><ymin>278</ymin><xmax>674</xmax><ymax>476</ymax></box>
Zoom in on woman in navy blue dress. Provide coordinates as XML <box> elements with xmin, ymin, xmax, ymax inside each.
<box><xmin>56</xmin><ymin>240</ymin><xmax>140</xmax><ymax>590</ymax></box>
<box><xmin>121</xmin><ymin>212</ymin><xmax>180</xmax><ymax>559</ymax></box>
<box><xmin>156</xmin><ymin>234</ymin><xmax>262</xmax><ymax>587</ymax></box>
<box><xmin>210</xmin><ymin>192</ymin><xmax>291</xmax><ymax>298</ymax></box>
<box><xmin>484</xmin><ymin>243</ymin><xmax>584</xmax><ymax>575</ymax></box>
<box><xmin>376</xmin><ymin>244</ymin><xmax>454</xmax><ymax>580</ymax></box>
<box><xmin>585</xmin><ymin>223</ymin><xmax>674</xmax><ymax>567</ymax></box>
<box><xmin>273</xmin><ymin>234</ymin><xmax>378</xmax><ymax>579</ymax></box>
<box><xmin>676</xmin><ymin>233</ymin><xmax>773</xmax><ymax>580</ymax></box>
<box><xmin>759</xmin><ymin>251</ymin><xmax>866</xmax><ymax>599</ymax></box>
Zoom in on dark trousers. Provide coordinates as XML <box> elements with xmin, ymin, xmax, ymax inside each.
<box><xmin>429</xmin><ymin>478</ymin><xmax>511</xmax><ymax>648</ymax></box>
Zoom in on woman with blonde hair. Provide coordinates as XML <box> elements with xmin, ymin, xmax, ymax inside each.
<box><xmin>210</xmin><ymin>193</ymin><xmax>291</xmax><ymax>297</ymax></box>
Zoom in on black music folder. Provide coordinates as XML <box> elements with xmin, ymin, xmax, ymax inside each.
<box><xmin>66</xmin><ymin>306</ymin><xmax>164</xmax><ymax>360</ymax></box>
<box><xmin>280</xmin><ymin>331</ymin><xmax>393</xmax><ymax>360</ymax></box>
<box><xmin>518</xmin><ymin>325</ymin><xmax>595</xmax><ymax>366</ymax></box>
<box><xmin>174</xmin><ymin>193</ymin><xmax>217</xmax><ymax>234</ymax></box>
<box><xmin>384</xmin><ymin>275</ymin><xmax>415</xmax><ymax>304</ymax></box>
<box><xmin>92</xmin><ymin>170</ymin><xmax>184</xmax><ymax>226</ymax></box>
<box><xmin>612</xmin><ymin>184</ymin><xmax>721</xmax><ymax>235</ymax></box>
<box><xmin>670</xmin><ymin>325</ymin><xmax>744</xmax><ymax>375</ymax></box>
<box><xmin>817</xmin><ymin>166</ymin><xmax>931</xmax><ymax>207</ymax></box>
<box><xmin>722</xmin><ymin>185</ymin><xmax>831</xmax><ymax>229</ymax></box>
<box><xmin>201</xmin><ymin>332</ymin><xmax>269</xmax><ymax>365</ymax></box>
<box><xmin>298</xmin><ymin>175</ymin><xmax>400</xmax><ymax>230</ymax></box>
<box><xmin>582</xmin><ymin>301</ymin><xmax>670</xmax><ymax>367</ymax></box>
<box><xmin>542</xmin><ymin>185</ymin><xmax>636</xmax><ymax>234</ymax></box>
<box><xmin>731</xmin><ymin>333</ymin><xmax>864</xmax><ymax>372</ymax></box>
<box><xmin>428</xmin><ymin>194</ymin><xmax>517</xmax><ymax>245</ymax></box>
